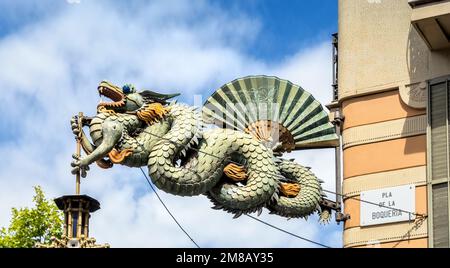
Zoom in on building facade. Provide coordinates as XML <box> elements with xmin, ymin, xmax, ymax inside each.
<box><xmin>336</xmin><ymin>0</ymin><xmax>450</xmax><ymax>247</ymax></box>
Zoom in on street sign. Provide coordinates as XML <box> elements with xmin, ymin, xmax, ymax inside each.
<box><xmin>360</xmin><ymin>184</ymin><xmax>415</xmax><ymax>226</ymax></box>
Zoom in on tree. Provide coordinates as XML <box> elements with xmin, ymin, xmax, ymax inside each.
<box><xmin>0</xmin><ymin>186</ymin><xmax>63</xmax><ymax>248</ymax></box>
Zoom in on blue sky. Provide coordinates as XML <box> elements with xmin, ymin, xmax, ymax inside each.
<box><xmin>0</xmin><ymin>0</ymin><xmax>341</xmax><ymax>247</ymax></box>
<box><xmin>0</xmin><ymin>0</ymin><xmax>338</xmax><ymax>52</ymax></box>
<box><xmin>214</xmin><ymin>0</ymin><xmax>338</xmax><ymax>60</ymax></box>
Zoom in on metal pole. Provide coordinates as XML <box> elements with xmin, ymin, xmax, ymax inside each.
<box><xmin>333</xmin><ymin>111</ymin><xmax>349</xmax><ymax>223</ymax></box>
<box><xmin>75</xmin><ymin>112</ymin><xmax>83</xmax><ymax>195</ymax></box>
<box><xmin>334</xmin><ymin>116</ymin><xmax>342</xmax><ymax>208</ymax></box>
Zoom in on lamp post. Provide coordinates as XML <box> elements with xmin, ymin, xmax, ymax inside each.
<box><xmin>36</xmin><ymin>112</ymin><xmax>109</xmax><ymax>248</ymax></box>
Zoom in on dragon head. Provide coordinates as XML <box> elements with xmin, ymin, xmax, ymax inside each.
<box><xmin>97</xmin><ymin>80</ymin><xmax>180</xmax><ymax>113</ymax></box>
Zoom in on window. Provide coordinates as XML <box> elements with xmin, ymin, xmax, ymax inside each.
<box><xmin>72</xmin><ymin>212</ymin><xmax>79</xmax><ymax>238</ymax></box>
<box><xmin>428</xmin><ymin>76</ymin><xmax>450</xmax><ymax>247</ymax></box>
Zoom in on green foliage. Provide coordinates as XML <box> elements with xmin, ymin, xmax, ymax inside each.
<box><xmin>0</xmin><ymin>186</ymin><xmax>63</xmax><ymax>248</ymax></box>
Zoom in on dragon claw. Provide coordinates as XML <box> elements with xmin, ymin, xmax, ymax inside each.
<box><xmin>71</xmin><ymin>166</ymin><xmax>79</xmax><ymax>175</ymax></box>
<box><xmin>71</xmin><ymin>115</ymin><xmax>82</xmax><ymax>136</ymax></box>
<box><xmin>257</xmin><ymin>207</ymin><xmax>263</xmax><ymax>216</ymax></box>
<box><xmin>223</xmin><ymin>163</ymin><xmax>247</xmax><ymax>182</ymax></box>
<box><xmin>71</xmin><ymin>154</ymin><xmax>89</xmax><ymax>178</ymax></box>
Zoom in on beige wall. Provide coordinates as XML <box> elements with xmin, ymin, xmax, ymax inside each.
<box><xmin>354</xmin><ymin>238</ymin><xmax>428</xmax><ymax>248</ymax></box>
<box><xmin>344</xmin><ymin>135</ymin><xmax>426</xmax><ymax>178</ymax></box>
<box><xmin>342</xmin><ymin>90</ymin><xmax>425</xmax><ymax>130</ymax></box>
<box><xmin>338</xmin><ymin>0</ymin><xmax>450</xmax><ymax>101</ymax></box>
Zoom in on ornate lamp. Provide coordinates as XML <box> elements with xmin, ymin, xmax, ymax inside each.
<box><xmin>49</xmin><ymin>194</ymin><xmax>108</xmax><ymax>248</ymax></box>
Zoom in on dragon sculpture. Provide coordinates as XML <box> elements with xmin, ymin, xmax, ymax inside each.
<box><xmin>70</xmin><ymin>76</ymin><xmax>339</xmax><ymax>222</ymax></box>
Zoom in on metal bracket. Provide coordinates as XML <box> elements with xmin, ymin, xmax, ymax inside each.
<box><xmin>331</xmin><ymin>110</ymin><xmax>345</xmax><ymax>126</ymax></box>
<box><xmin>335</xmin><ymin>212</ymin><xmax>351</xmax><ymax>223</ymax></box>
<box><xmin>320</xmin><ymin>198</ymin><xmax>340</xmax><ymax>211</ymax></box>
<box><xmin>320</xmin><ymin>198</ymin><xmax>350</xmax><ymax>224</ymax></box>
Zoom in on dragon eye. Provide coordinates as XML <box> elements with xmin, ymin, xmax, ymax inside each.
<box><xmin>122</xmin><ymin>85</ymin><xmax>131</xmax><ymax>94</ymax></box>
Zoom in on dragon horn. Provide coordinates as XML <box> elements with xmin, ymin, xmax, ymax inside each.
<box><xmin>139</xmin><ymin>90</ymin><xmax>180</xmax><ymax>101</ymax></box>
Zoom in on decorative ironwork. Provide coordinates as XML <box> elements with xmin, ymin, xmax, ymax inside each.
<box><xmin>332</xmin><ymin>33</ymin><xmax>339</xmax><ymax>102</ymax></box>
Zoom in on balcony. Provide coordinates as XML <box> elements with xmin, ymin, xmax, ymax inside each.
<box><xmin>409</xmin><ymin>0</ymin><xmax>450</xmax><ymax>50</ymax></box>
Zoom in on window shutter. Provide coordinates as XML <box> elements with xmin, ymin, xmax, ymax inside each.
<box><xmin>430</xmin><ymin>82</ymin><xmax>447</xmax><ymax>180</ymax></box>
<box><xmin>429</xmin><ymin>79</ymin><xmax>450</xmax><ymax>248</ymax></box>
<box><xmin>432</xmin><ymin>183</ymin><xmax>449</xmax><ymax>247</ymax></box>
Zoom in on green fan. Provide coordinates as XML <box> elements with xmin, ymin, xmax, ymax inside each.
<box><xmin>202</xmin><ymin>75</ymin><xmax>338</xmax><ymax>153</ymax></box>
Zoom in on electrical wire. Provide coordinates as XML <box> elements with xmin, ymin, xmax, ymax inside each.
<box><xmin>245</xmin><ymin>214</ymin><xmax>332</xmax><ymax>248</ymax></box>
<box><xmin>391</xmin><ymin>216</ymin><xmax>427</xmax><ymax>248</ymax></box>
<box><xmin>138</xmin><ymin>166</ymin><xmax>200</xmax><ymax>248</ymax></box>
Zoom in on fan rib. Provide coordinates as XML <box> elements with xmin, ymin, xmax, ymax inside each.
<box><xmin>203</xmin><ymin>106</ymin><xmax>239</xmax><ymax>130</ymax></box>
<box><xmin>292</xmin><ymin>116</ymin><xmax>331</xmax><ymax>139</ymax></box>
<box><xmin>277</xmin><ymin>80</ymin><xmax>293</xmax><ymax>124</ymax></box>
<box><xmin>236</xmin><ymin>79</ymin><xmax>258</xmax><ymax>124</ymax></box>
<box><xmin>230</xmin><ymin>80</ymin><xmax>251</xmax><ymax>126</ymax></box>
<box><xmin>206</xmin><ymin>96</ymin><xmax>246</xmax><ymax>131</ymax></box>
<box><xmin>284</xmin><ymin>96</ymin><xmax>316</xmax><ymax>131</ymax></box>
<box><xmin>219</xmin><ymin>84</ymin><xmax>249</xmax><ymax>130</ymax></box>
<box><xmin>279</xmin><ymin>85</ymin><xmax>305</xmax><ymax>125</ymax></box>
<box><xmin>289</xmin><ymin>105</ymin><xmax>327</xmax><ymax>137</ymax></box>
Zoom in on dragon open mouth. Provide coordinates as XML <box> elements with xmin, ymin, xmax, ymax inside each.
<box><xmin>97</xmin><ymin>81</ymin><xmax>126</xmax><ymax>109</ymax></box>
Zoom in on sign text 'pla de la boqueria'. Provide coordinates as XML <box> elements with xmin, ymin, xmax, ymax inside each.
<box><xmin>360</xmin><ymin>184</ymin><xmax>415</xmax><ymax>226</ymax></box>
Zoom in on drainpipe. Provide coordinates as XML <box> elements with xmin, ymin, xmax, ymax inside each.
<box><xmin>333</xmin><ymin>110</ymin><xmax>349</xmax><ymax>224</ymax></box>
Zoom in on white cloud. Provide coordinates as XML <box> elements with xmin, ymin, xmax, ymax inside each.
<box><xmin>0</xmin><ymin>1</ymin><xmax>341</xmax><ymax>248</ymax></box>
